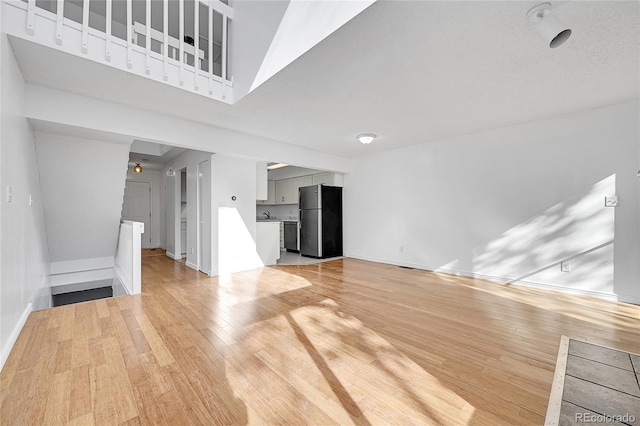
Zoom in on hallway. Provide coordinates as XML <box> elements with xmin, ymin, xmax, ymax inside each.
<box><xmin>1</xmin><ymin>254</ymin><xmax>639</xmax><ymax>424</ymax></box>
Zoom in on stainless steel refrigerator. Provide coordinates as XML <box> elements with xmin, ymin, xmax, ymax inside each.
<box><xmin>299</xmin><ymin>185</ymin><xmax>343</xmax><ymax>258</ymax></box>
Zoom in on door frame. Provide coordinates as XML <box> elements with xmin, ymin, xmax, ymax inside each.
<box><xmin>197</xmin><ymin>160</ymin><xmax>212</xmax><ymax>275</ymax></box>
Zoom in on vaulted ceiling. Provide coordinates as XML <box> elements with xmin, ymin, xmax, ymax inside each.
<box><xmin>11</xmin><ymin>1</ymin><xmax>640</xmax><ymax>158</ymax></box>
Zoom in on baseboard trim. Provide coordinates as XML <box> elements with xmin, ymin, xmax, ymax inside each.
<box><xmin>345</xmin><ymin>253</ymin><xmax>621</xmax><ymax>303</ymax></box>
<box><xmin>0</xmin><ymin>302</ymin><xmax>33</xmax><ymax>372</ymax></box>
<box><xmin>186</xmin><ymin>261</ymin><xmax>198</xmax><ymax>271</ymax></box>
<box><xmin>166</xmin><ymin>251</ymin><xmax>180</xmax><ymax>261</ymax></box>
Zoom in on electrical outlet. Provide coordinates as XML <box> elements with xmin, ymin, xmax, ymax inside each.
<box><xmin>561</xmin><ymin>262</ymin><xmax>571</xmax><ymax>272</ymax></box>
<box><xmin>191</xmin><ymin>247</ymin><xmax>194</xmax><ymax>254</ymax></box>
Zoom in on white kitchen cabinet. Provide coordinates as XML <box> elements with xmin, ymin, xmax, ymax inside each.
<box><xmin>312</xmin><ymin>172</ymin><xmax>343</xmax><ymax>186</ymax></box>
<box><xmin>256</xmin><ymin>221</ymin><xmax>280</xmax><ymax>265</ymax></box>
<box><xmin>259</xmin><ymin>172</ymin><xmax>341</xmax><ymax>206</ymax></box>
<box><xmin>275</xmin><ymin>179</ymin><xmax>294</xmax><ymax>204</ymax></box>
<box><xmin>266</xmin><ymin>181</ymin><xmax>276</xmax><ymax>205</ymax></box>
<box><xmin>292</xmin><ymin>175</ymin><xmax>313</xmax><ymax>203</ymax></box>
<box><xmin>257</xmin><ymin>180</ymin><xmax>276</xmax><ymax>205</ymax></box>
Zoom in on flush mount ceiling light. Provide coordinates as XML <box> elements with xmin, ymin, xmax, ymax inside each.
<box><xmin>357</xmin><ymin>133</ymin><xmax>376</xmax><ymax>144</ymax></box>
<box><xmin>134</xmin><ymin>163</ymin><xmax>142</xmax><ymax>173</ymax></box>
<box><xmin>267</xmin><ymin>163</ymin><xmax>288</xmax><ymax>170</ymax></box>
<box><xmin>527</xmin><ymin>3</ymin><xmax>572</xmax><ymax>48</ymax></box>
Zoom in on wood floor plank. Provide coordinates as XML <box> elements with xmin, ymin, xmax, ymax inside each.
<box><xmin>1</xmin><ymin>254</ymin><xmax>639</xmax><ymax>425</ymax></box>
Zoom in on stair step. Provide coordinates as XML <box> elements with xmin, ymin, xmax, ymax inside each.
<box><xmin>53</xmin><ymin>287</ymin><xmax>113</xmax><ymax>307</ymax></box>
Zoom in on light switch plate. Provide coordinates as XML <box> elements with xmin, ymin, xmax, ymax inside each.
<box><xmin>604</xmin><ymin>196</ymin><xmax>618</xmax><ymax>207</ymax></box>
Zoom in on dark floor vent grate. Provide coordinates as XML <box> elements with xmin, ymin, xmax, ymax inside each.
<box><xmin>399</xmin><ymin>266</ymin><xmax>415</xmax><ymax>270</ymax></box>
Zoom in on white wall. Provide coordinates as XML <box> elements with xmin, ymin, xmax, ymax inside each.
<box><xmin>125</xmin><ymin>166</ymin><xmax>163</xmax><ymax>248</ymax></box>
<box><xmin>344</xmin><ymin>101</ymin><xmax>640</xmax><ymax>304</ymax></box>
<box><xmin>231</xmin><ymin>0</ymin><xmax>374</xmax><ymax>100</ymax></box>
<box><xmin>35</xmin><ymin>132</ymin><xmax>130</xmax><ymax>262</ymax></box>
<box><xmin>26</xmin><ymin>85</ymin><xmax>353</xmax><ymax>174</ymax></box>
<box><xmin>211</xmin><ymin>154</ymin><xmax>261</xmax><ymax>276</ymax></box>
<box><xmin>0</xmin><ymin>35</ymin><xmax>51</xmax><ymax>370</ymax></box>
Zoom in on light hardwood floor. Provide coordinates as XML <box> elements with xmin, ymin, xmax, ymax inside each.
<box><xmin>1</xmin><ymin>254</ymin><xmax>639</xmax><ymax>425</ymax></box>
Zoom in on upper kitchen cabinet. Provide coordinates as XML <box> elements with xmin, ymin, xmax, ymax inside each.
<box><xmin>276</xmin><ymin>179</ymin><xmax>295</xmax><ymax>204</ymax></box>
<box><xmin>312</xmin><ymin>172</ymin><xmax>344</xmax><ymax>186</ymax></box>
<box><xmin>258</xmin><ymin>181</ymin><xmax>276</xmax><ymax>205</ymax></box>
<box><xmin>292</xmin><ymin>176</ymin><xmax>313</xmax><ymax>202</ymax></box>
<box><xmin>259</xmin><ymin>172</ymin><xmax>343</xmax><ymax>205</ymax></box>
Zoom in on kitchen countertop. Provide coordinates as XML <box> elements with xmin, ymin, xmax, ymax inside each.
<box><xmin>256</xmin><ymin>218</ymin><xmax>299</xmax><ymax>222</ymax></box>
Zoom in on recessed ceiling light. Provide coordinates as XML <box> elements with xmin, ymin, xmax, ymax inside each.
<box><xmin>357</xmin><ymin>133</ymin><xmax>376</xmax><ymax>144</ymax></box>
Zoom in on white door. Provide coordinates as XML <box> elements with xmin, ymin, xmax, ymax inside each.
<box><xmin>122</xmin><ymin>181</ymin><xmax>151</xmax><ymax>248</ymax></box>
<box><xmin>198</xmin><ymin>160</ymin><xmax>211</xmax><ymax>274</ymax></box>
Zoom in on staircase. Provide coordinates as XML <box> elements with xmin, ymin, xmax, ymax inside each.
<box><xmin>34</xmin><ymin>131</ymin><xmax>131</xmax><ymax>296</ymax></box>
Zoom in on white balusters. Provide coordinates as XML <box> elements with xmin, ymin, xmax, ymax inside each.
<box><xmin>208</xmin><ymin>3</ymin><xmax>214</xmax><ymax>94</ymax></box>
<box><xmin>194</xmin><ymin>0</ymin><xmax>200</xmax><ymax>90</ymax></box>
<box><xmin>26</xmin><ymin>0</ymin><xmax>35</xmax><ymax>36</ymax></box>
<box><xmin>179</xmin><ymin>0</ymin><xmax>184</xmax><ymax>85</ymax></box>
<box><xmin>145</xmin><ymin>0</ymin><xmax>151</xmax><ymax>74</ymax></box>
<box><xmin>106</xmin><ymin>0</ymin><xmax>112</xmax><ymax>61</ymax></box>
<box><xmin>81</xmin><ymin>0</ymin><xmax>89</xmax><ymax>54</ymax></box>
<box><xmin>126</xmin><ymin>0</ymin><xmax>132</xmax><ymax>68</ymax></box>
<box><xmin>163</xmin><ymin>0</ymin><xmax>169</xmax><ymax>80</ymax></box>
<box><xmin>55</xmin><ymin>0</ymin><xmax>64</xmax><ymax>45</ymax></box>
<box><xmin>222</xmin><ymin>14</ymin><xmax>228</xmax><ymax>98</ymax></box>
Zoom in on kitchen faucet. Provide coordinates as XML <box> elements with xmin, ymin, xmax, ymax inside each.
<box><xmin>263</xmin><ymin>211</ymin><xmax>271</xmax><ymax>219</ymax></box>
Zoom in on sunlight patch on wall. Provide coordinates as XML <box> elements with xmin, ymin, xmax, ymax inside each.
<box><xmin>473</xmin><ymin>175</ymin><xmax>616</xmax><ymax>294</ymax></box>
<box><xmin>434</xmin><ymin>259</ymin><xmax>459</xmax><ymax>273</ymax></box>
<box><xmin>218</xmin><ymin>207</ymin><xmax>263</xmax><ymax>275</ymax></box>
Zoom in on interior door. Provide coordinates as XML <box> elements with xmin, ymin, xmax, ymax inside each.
<box><xmin>198</xmin><ymin>160</ymin><xmax>212</xmax><ymax>275</ymax></box>
<box><xmin>121</xmin><ymin>181</ymin><xmax>152</xmax><ymax>248</ymax></box>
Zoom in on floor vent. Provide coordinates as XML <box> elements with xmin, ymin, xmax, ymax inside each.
<box><xmin>399</xmin><ymin>266</ymin><xmax>415</xmax><ymax>270</ymax></box>
<box><xmin>53</xmin><ymin>287</ymin><xmax>113</xmax><ymax>307</ymax></box>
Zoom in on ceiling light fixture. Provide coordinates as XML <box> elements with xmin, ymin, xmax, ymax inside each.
<box><xmin>134</xmin><ymin>163</ymin><xmax>143</xmax><ymax>173</ymax></box>
<box><xmin>527</xmin><ymin>3</ymin><xmax>572</xmax><ymax>49</ymax></box>
<box><xmin>357</xmin><ymin>133</ymin><xmax>376</xmax><ymax>145</ymax></box>
<box><xmin>267</xmin><ymin>163</ymin><xmax>288</xmax><ymax>170</ymax></box>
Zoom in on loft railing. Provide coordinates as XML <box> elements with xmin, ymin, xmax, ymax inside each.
<box><xmin>9</xmin><ymin>0</ymin><xmax>233</xmax><ymax>101</ymax></box>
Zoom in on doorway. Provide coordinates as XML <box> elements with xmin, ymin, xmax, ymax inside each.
<box><xmin>122</xmin><ymin>181</ymin><xmax>151</xmax><ymax>248</ymax></box>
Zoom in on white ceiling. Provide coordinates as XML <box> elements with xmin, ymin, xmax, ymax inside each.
<box><xmin>11</xmin><ymin>1</ymin><xmax>640</xmax><ymax>158</ymax></box>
